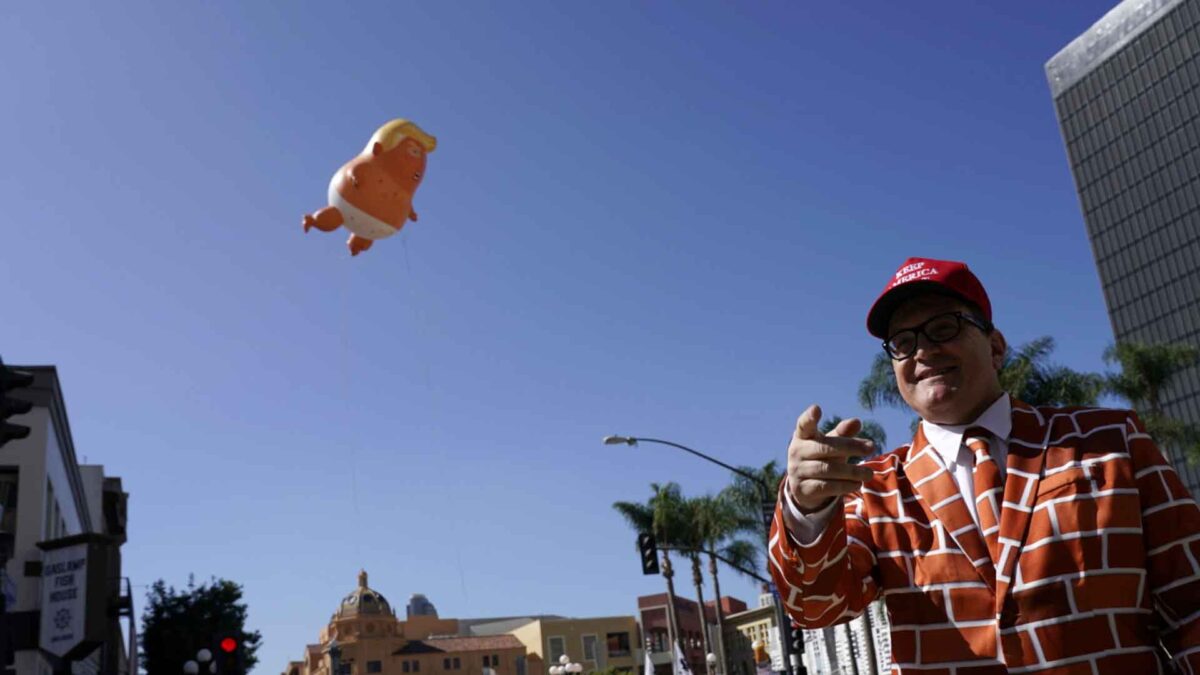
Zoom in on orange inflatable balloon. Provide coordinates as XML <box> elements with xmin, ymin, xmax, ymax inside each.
<box><xmin>304</xmin><ymin>119</ymin><xmax>437</xmax><ymax>256</ymax></box>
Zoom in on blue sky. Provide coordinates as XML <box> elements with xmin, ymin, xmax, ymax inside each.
<box><xmin>2</xmin><ymin>1</ymin><xmax>1125</xmax><ymax>670</ymax></box>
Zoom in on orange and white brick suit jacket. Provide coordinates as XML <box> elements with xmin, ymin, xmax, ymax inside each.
<box><xmin>768</xmin><ymin>399</ymin><xmax>1200</xmax><ymax>674</ymax></box>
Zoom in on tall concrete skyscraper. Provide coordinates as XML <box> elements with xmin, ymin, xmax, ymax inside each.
<box><xmin>1046</xmin><ymin>0</ymin><xmax>1200</xmax><ymax>489</ymax></box>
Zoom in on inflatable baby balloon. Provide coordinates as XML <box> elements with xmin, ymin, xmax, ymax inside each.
<box><xmin>303</xmin><ymin>119</ymin><xmax>437</xmax><ymax>256</ymax></box>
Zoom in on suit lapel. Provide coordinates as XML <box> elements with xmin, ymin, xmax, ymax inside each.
<box><xmin>904</xmin><ymin>424</ymin><xmax>996</xmax><ymax>592</ymax></box>
<box><xmin>993</xmin><ymin>398</ymin><xmax>1050</xmax><ymax>610</ymax></box>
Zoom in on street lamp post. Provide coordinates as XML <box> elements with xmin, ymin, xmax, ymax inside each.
<box><xmin>550</xmin><ymin>653</ymin><xmax>584</xmax><ymax>675</ymax></box>
<box><xmin>603</xmin><ymin>436</ymin><xmax>803</xmax><ymax>675</ymax></box>
<box><xmin>706</xmin><ymin>653</ymin><xmax>719</xmax><ymax>675</ymax></box>
<box><xmin>183</xmin><ymin>647</ymin><xmax>214</xmax><ymax>675</ymax></box>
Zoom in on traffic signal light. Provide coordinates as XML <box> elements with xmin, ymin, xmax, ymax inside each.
<box><xmin>788</xmin><ymin>622</ymin><xmax>803</xmax><ymax>654</ymax></box>
<box><xmin>637</xmin><ymin>532</ymin><xmax>660</xmax><ymax>575</ymax></box>
<box><xmin>0</xmin><ymin>359</ymin><xmax>32</xmax><ymax>449</ymax></box>
<box><xmin>214</xmin><ymin>635</ymin><xmax>245</xmax><ymax>675</ymax></box>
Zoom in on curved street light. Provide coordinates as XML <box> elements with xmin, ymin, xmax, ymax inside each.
<box><xmin>603</xmin><ymin>434</ymin><xmax>801</xmax><ymax>675</ymax></box>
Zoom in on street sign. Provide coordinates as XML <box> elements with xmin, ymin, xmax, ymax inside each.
<box><xmin>39</xmin><ymin>543</ymin><xmax>89</xmax><ymax>658</ymax></box>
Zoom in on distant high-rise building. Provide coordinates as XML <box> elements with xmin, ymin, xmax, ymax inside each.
<box><xmin>1046</xmin><ymin>0</ymin><xmax>1200</xmax><ymax>489</ymax></box>
<box><xmin>408</xmin><ymin>593</ymin><xmax>438</xmax><ymax>618</ymax></box>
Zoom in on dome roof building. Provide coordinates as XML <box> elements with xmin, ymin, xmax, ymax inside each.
<box><xmin>337</xmin><ymin>570</ymin><xmax>396</xmax><ymax>619</ymax></box>
<box><xmin>283</xmin><ymin>570</ymin><xmax>525</xmax><ymax>675</ymax></box>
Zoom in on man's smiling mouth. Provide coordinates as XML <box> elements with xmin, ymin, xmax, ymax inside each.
<box><xmin>917</xmin><ymin>366</ymin><xmax>956</xmax><ymax>381</ymax></box>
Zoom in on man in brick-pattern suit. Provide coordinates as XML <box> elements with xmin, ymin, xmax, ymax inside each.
<box><xmin>770</xmin><ymin>257</ymin><xmax>1200</xmax><ymax>674</ymax></box>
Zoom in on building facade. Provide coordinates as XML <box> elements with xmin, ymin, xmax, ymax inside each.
<box><xmin>1046</xmin><ymin>0</ymin><xmax>1200</xmax><ymax>489</ymax></box>
<box><xmin>637</xmin><ymin>593</ymin><xmax>747</xmax><ymax>675</ymax></box>
<box><xmin>721</xmin><ymin>602</ymin><xmax>773</xmax><ymax>675</ymax></box>
<box><xmin>283</xmin><ymin>571</ymin><xmax>526</xmax><ymax>675</ymax></box>
<box><xmin>471</xmin><ymin>616</ymin><xmax>641</xmax><ymax>675</ymax></box>
<box><xmin>0</xmin><ymin>366</ymin><xmax>132</xmax><ymax>675</ymax></box>
<box><xmin>721</xmin><ymin>589</ymin><xmax>890</xmax><ymax>675</ymax></box>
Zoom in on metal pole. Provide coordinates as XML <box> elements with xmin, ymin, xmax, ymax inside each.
<box><xmin>610</xmin><ymin>437</ymin><xmax>804</xmax><ymax>675</ymax></box>
<box><xmin>758</xmin><ymin>484</ymin><xmax>801</xmax><ymax>675</ymax></box>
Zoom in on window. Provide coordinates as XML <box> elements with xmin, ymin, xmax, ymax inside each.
<box><xmin>582</xmin><ymin>635</ymin><xmax>598</xmax><ymax>662</ymax></box>
<box><xmin>606</xmin><ymin>633</ymin><xmax>631</xmax><ymax>657</ymax></box>
<box><xmin>493</xmin><ymin>655</ymin><xmax>500</xmax><ymax>668</ymax></box>
<box><xmin>516</xmin><ymin>655</ymin><xmax>526</xmax><ymax>675</ymax></box>
<box><xmin>445</xmin><ymin>659</ymin><xmax>452</xmax><ymax>670</ymax></box>
<box><xmin>368</xmin><ymin>663</ymin><xmax>383</xmax><ymax>674</ymax></box>
<box><xmin>484</xmin><ymin>656</ymin><xmax>491</xmax><ymax>667</ymax></box>
<box><xmin>415</xmin><ymin>661</ymin><xmax>421</xmax><ymax>672</ymax></box>
<box><xmin>454</xmin><ymin>658</ymin><xmax>461</xmax><ymax>670</ymax></box>
<box><xmin>404</xmin><ymin>662</ymin><xmax>411</xmax><ymax>673</ymax></box>
<box><xmin>549</xmin><ymin>636</ymin><xmax>566</xmax><ymax>664</ymax></box>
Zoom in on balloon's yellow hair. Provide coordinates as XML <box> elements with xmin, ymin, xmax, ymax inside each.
<box><xmin>368</xmin><ymin>119</ymin><xmax>437</xmax><ymax>154</ymax></box>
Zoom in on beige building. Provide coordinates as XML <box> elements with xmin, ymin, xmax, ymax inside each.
<box><xmin>0</xmin><ymin>366</ymin><xmax>132</xmax><ymax>675</ymax></box>
<box><xmin>471</xmin><ymin>616</ymin><xmax>641</xmax><ymax>675</ymax></box>
<box><xmin>283</xmin><ymin>571</ymin><xmax>525</xmax><ymax>675</ymax></box>
<box><xmin>722</xmin><ymin>602</ymin><xmax>774</xmax><ymax>675</ymax></box>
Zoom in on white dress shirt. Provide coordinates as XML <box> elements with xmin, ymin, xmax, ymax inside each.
<box><xmin>783</xmin><ymin>395</ymin><xmax>1012</xmax><ymax>543</ymax></box>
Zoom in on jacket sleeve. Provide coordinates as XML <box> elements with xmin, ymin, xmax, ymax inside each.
<box><xmin>1128</xmin><ymin>412</ymin><xmax>1200</xmax><ymax>669</ymax></box>
<box><xmin>767</xmin><ymin>478</ymin><xmax>880</xmax><ymax>628</ymax></box>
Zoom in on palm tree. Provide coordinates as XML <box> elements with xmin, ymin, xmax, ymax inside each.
<box><xmin>999</xmin><ymin>337</ymin><xmax>1104</xmax><ymax>407</ymax></box>
<box><xmin>858</xmin><ymin>352</ymin><xmax>908</xmax><ymax>413</ymax></box>
<box><xmin>614</xmin><ymin>483</ymin><xmax>689</xmax><ymax>660</ymax></box>
<box><xmin>818</xmin><ymin>416</ymin><xmax>888</xmax><ymax>463</ymax></box>
<box><xmin>727</xmin><ymin>461</ymin><xmax>784</xmax><ymax>559</ymax></box>
<box><xmin>693</xmin><ymin>492</ymin><xmax>761</xmax><ymax>675</ymax></box>
<box><xmin>675</xmin><ymin>498</ymin><xmax>715</xmax><ymax>675</ymax></box>
<box><xmin>860</xmin><ymin>336</ymin><xmax>1104</xmax><ymax>417</ymax></box>
<box><xmin>1104</xmin><ymin>341</ymin><xmax>1200</xmax><ymax>461</ymax></box>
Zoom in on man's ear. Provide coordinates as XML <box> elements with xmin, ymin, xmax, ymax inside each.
<box><xmin>990</xmin><ymin>329</ymin><xmax>1008</xmax><ymax>371</ymax></box>
<box><xmin>372</xmin><ymin>142</ymin><xmax>383</xmax><ymax>156</ymax></box>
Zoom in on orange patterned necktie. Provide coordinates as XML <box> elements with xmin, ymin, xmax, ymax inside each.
<box><xmin>966</xmin><ymin>426</ymin><xmax>1003</xmax><ymax>564</ymax></box>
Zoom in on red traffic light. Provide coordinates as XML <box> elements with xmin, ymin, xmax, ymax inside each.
<box><xmin>220</xmin><ymin>637</ymin><xmax>238</xmax><ymax>653</ymax></box>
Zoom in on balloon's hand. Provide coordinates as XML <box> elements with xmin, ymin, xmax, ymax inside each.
<box><xmin>786</xmin><ymin>404</ymin><xmax>876</xmax><ymax>513</ymax></box>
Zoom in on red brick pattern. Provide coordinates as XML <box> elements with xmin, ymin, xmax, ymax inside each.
<box><xmin>769</xmin><ymin>400</ymin><xmax>1200</xmax><ymax>674</ymax></box>
<box><xmin>967</xmin><ymin>428</ymin><xmax>1003</xmax><ymax>566</ymax></box>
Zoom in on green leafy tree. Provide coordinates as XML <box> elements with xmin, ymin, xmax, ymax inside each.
<box><xmin>140</xmin><ymin>576</ymin><xmax>262</xmax><ymax>674</ymax></box>
<box><xmin>1104</xmin><ymin>341</ymin><xmax>1200</xmax><ymax>461</ymax></box>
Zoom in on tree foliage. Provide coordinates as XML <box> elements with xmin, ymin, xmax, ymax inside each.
<box><xmin>139</xmin><ymin>576</ymin><xmax>262</xmax><ymax>674</ymax></box>
<box><xmin>692</xmin><ymin>492</ymin><xmax>760</xmax><ymax>580</ymax></box>
<box><xmin>1104</xmin><ymin>341</ymin><xmax>1200</xmax><ymax>461</ymax></box>
<box><xmin>999</xmin><ymin>337</ymin><xmax>1104</xmax><ymax>407</ymax></box>
<box><xmin>727</xmin><ymin>460</ymin><xmax>785</xmax><ymax>555</ymax></box>
<box><xmin>613</xmin><ymin>485</ymin><xmax>760</xmax><ymax>581</ymax></box>
<box><xmin>859</xmin><ymin>336</ymin><xmax>1103</xmax><ymax>416</ymax></box>
<box><xmin>613</xmin><ymin>482</ymin><xmax>689</xmax><ymax>547</ymax></box>
<box><xmin>819</xmin><ymin>415</ymin><xmax>888</xmax><ymax>461</ymax></box>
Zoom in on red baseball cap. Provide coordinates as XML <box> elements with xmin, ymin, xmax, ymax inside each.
<box><xmin>866</xmin><ymin>257</ymin><xmax>992</xmax><ymax>338</ymax></box>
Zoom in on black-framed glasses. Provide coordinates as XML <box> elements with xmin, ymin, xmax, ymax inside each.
<box><xmin>883</xmin><ymin>312</ymin><xmax>991</xmax><ymax>361</ymax></box>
